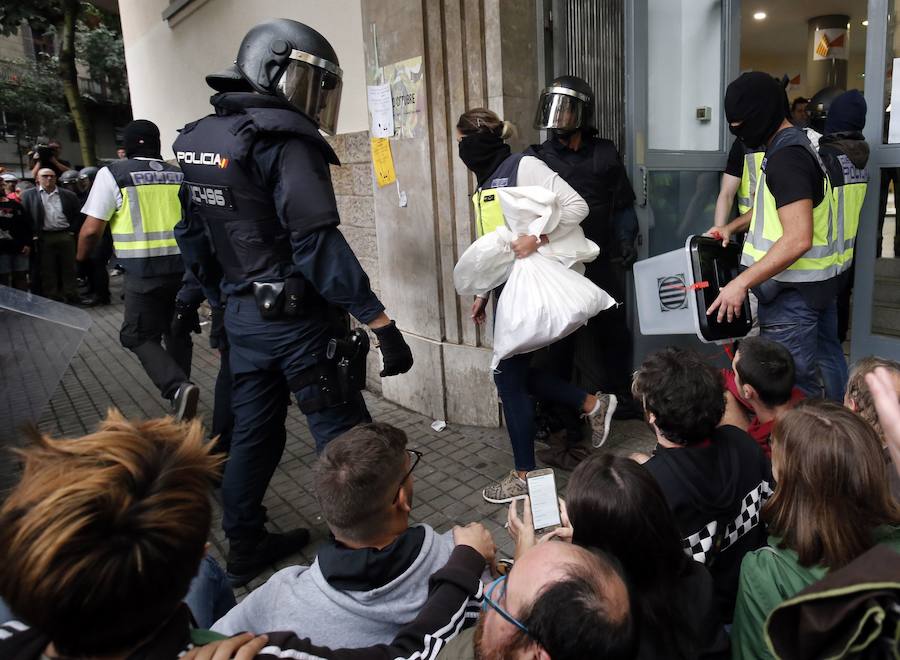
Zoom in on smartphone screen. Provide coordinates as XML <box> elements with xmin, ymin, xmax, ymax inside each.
<box><xmin>527</xmin><ymin>470</ymin><xmax>561</xmax><ymax>531</ymax></box>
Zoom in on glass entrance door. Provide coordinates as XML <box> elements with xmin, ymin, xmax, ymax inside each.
<box><xmin>625</xmin><ymin>0</ymin><xmax>741</xmax><ymax>357</ymax></box>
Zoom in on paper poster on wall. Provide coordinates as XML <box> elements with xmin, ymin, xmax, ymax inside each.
<box><xmin>370</xmin><ymin>138</ymin><xmax>396</xmax><ymax>187</ymax></box>
<box><xmin>382</xmin><ymin>56</ymin><xmax>425</xmax><ymax>139</ymax></box>
<box><xmin>813</xmin><ymin>28</ymin><xmax>848</xmax><ymax>61</ymax></box>
<box><xmin>366</xmin><ymin>83</ymin><xmax>395</xmax><ymax>138</ymax></box>
<box><xmin>888</xmin><ymin>59</ymin><xmax>900</xmax><ymax>144</ymax></box>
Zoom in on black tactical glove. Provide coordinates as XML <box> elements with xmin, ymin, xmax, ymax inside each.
<box><xmin>619</xmin><ymin>239</ymin><xmax>639</xmax><ymax>268</ymax></box>
<box><xmin>171</xmin><ymin>300</ymin><xmax>201</xmax><ymax>338</ymax></box>
<box><xmin>209</xmin><ymin>304</ymin><xmax>227</xmax><ymax>350</ymax></box>
<box><xmin>372</xmin><ymin>321</ymin><xmax>414</xmax><ymax>377</ymax></box>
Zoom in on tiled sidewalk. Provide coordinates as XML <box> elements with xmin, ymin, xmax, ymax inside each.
<box><xmin>34</xmin><ymin>277</ymin><xmax>655</xmax><ymax>596</ymax></box>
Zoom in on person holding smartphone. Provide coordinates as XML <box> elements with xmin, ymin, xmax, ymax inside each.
<box><xmin>456</xmin><ymin>107</ymin><xmax>618</xmax><ymax>505</ymax></box>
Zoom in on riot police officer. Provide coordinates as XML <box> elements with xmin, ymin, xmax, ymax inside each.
<box><xmin>525</xmin><ymin>76</ymin><xmax>641</xmax><ymax>464</ymax></box>
<box><xmin>173</xmin><ymin>19</ymin><xmax>414</xmax><ymax>586</ymax></box>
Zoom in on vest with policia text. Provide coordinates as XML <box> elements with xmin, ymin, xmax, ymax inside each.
<box><xmin>737</xmin><ymin>149</ymin><xmax>765</xmax><ymax>215</ymax></box>
<box><xmin>471</xmin><ymin>153</ymin><xmax>524</xmax><ymax>237</ymax></box>
<box><xmin>173</xmin><ymin>95</ymin><xmax>339</xmax><ymax>290</ymax></box>
<box><xmin>741</xmin><ymin>127</ymin><xmax>840</xmax><ymax>283</ymax></box>
<box><xmin>819</xmin><ymin>142</ymin><xmax>868</xmax><ymax>273</ymax></box>
<box><xmin>105</xmin><ymin>158</ymin><xmax>184</xmax><ymax>277</ymax></box>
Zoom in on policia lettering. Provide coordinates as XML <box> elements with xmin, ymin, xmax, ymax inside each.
<box><xmin>105</xmin><ymin>159</ymin><xmax>183</xmax><ymax>261</ymax></box>
<box><xmin>173</xmin><ymin>18</ymin><xmax>411</xmax><ymax>584</ymax></box>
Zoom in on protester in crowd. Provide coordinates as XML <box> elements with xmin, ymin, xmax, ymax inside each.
<box><xmin>846</xmin><ymin>356</ymin><xmax>900</xmax><ymax>500</ymax></box>
<box><xmin>456</xmin><ymin>107</ymin><xmax>617</xmax><ymax>503</ymax></box>
<box><xmin>868</xmin><ymin>367</ymin><xmax>900</xmax><ymax>480</ymax></box>
<box><xmin>19</xmin><ymin>168</ymin><xmax>81</xmax><ymax>302</ymax></box>
<box><xmin>14</xmin><ymin>180</ymin><xmax>33</xmax><ymax>200</ymax></box>
<box><xmin>0</xmin><ymin>412</ymin><xmax>494</xmax><ymax>659</ymax></box>
<box><xmin>438</xmin><ymin>541</ymin><xmax>635</xmax><ymax>660</ymax></box>
<box><xmin>1</xmin><ymin>173</ymin><xmax>19</xmax><ymax>202</ymax></box>
<box><xmin>731</xmin><ymin>400</ymin><xmax>900</xmax><ymax>659</ymax></box>
<box><xmin>212</xmin><ymin>422</ymin><xmax>488</xmax><ymax>647</ymax></box>
<box><xmin>790</xmin><ymin>97</ymin><xmax>810</xmax><ymax>128</ymax></box>
<box><xmin>29</xmin><ymin>140</ymin><xmax>71</xmax><ymax>178</ymax></box>
<box><xmin>116</xmin><ymin>146</ymin><xmax>127</xmax><ymax>159</ymax></box>
<box><xmin>721</xmin><ymin>336</ymin><xmax>804</xmax><ymax>457</ymax></box>
<box><xmin>508</xmin><ymin>454</ymin><xmax>729</xmax><ymax>659</ymax></box>
<box><xmin>0</xmin><ymin>186</ymin><xmax>31</xmax><ymax>290</ymax></box>
<box><xmin>631</xmin><ymin>347</ymin><xmax>772</xmax><ymax>622</ymax></box>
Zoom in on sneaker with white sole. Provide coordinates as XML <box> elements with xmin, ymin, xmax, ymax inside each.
<box><xmin>586</xmin><ymin>392</ymin><xmax>617</xmax><ymax>448</ymax></box>
<box><xmin>482</xmin><ymin>470</ymin><xmax>528</xmax><ymax>504</ymax></box>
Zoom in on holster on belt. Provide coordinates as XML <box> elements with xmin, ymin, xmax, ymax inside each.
<box><xmin>252</xmin><ymin>276</ymin><xmax>306</xmax><ymax>319</ymax></box>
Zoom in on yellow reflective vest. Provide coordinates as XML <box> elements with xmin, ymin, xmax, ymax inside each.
<box><xmin>740</xmin><ymin>128</ymin><xmax>841</xmax><ymax>283</ymax></box>
<box><xmin>818</xmin><ymin>141</ymin><xmax>869</xmax><ymax>273</ymax></box>
<box><xmin>106</xmin><ymin>159</ymin><xmax>184</xmax><ymax>269</ymax></box>
<box><xmin>470</xmin><ymin>153</ymin><xmax>523</xmax><ymax>237</ymax></box>
<box><xmin>736</xmin><ymin>149</ymin><xmax>765</xmax><ymax>215</ymax></box>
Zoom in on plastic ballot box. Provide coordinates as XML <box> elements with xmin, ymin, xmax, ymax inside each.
<box><xmin>633</xmin><ymin>235</ymin><xmax>752</xmax><ymax>343</ymax></box>
<box><xmin>0</xmin><ymin>286</ymin><xmax>91</xmax><ymax>493</ymax></box>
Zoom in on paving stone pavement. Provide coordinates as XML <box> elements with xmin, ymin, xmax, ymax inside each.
<box><xmin>35</xmin><ymin>276</ymin><xmax>656</xmax><ymax>599</ymax></box>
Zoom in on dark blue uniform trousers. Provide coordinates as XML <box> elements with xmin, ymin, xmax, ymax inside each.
<box><xmin>222</xmin><ymin>295</ymin><xmax>371</xmax><ymax>541</ymax></box>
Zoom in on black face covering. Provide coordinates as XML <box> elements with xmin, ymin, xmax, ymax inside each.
<box><xmin>724</xmin><ymin>72</ymin><xmax>788</xmax><ymax>149</ymax></box>
<box><xmin>458</xmin><ymin>132</ymin><xmax>511</xmax><ymax>186</ymax></box>
<box><xmin>124</xmin><ymin>119</ymin><xmax>163</xmax><ymax>159</ymax></box>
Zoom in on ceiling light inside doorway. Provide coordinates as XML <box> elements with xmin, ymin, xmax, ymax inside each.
<box><xmin>862</xmin><ymin>20</ymin><xmax>869</xmax><ymax>26</ymax></box>
<box><xmin>753</xmin><ymin>11</ymin><xmax>767</xmax><ymax>20</ymax></box>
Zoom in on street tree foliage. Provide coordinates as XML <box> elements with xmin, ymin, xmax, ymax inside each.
<box><xmin>0</xmin><ymin>57</ymin><xmax>67</xmax><ymax>145</ymax></box>
<box><xmin>0</xmin><ymin>0</ymin><xmax>100</xmax><ymax>165</ymax></box>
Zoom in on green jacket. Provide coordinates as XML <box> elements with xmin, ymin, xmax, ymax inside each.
<box><xmin>731</xmin><ymin>526</ymin><xmax>900</xmax><ymax>660</ymax></box>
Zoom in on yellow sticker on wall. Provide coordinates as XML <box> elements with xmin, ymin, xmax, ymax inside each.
<box><xmin>370</xmin><ymin>137</ymin><xmax>397</xmax><ymax>187</ymax></box>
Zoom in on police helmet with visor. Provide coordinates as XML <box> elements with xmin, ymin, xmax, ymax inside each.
<box><xmin>807</xmin><ymin>86</ymin><xmax>844</xmax><ymax>134</ymax></box>
<box><xmin>78</xmin><ymin>166</ymin><xmax>99</xmax><ymax>183</ymax></box>
<box><xmin>58</xmin><ymin>169</ymin><xmax>80</xmax><ymax>190</ymax></box>
<box><xmin>534</xmin><ymin>75</ymin><xmax>594</xmax><ymax>132</ymax></box>
<box><xmin>236</xmin><ymin>19</ymin><xmax>343</xmax><ymax>135</ymax></box>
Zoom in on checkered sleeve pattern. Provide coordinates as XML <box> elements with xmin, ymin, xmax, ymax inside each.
<box><xmin>681</xmin><ymin>480</ymin><xmax>773</xmax><ymax>564</ymax></box>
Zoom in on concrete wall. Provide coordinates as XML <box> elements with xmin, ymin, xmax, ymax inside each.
<box><xmin>118</xmin><ymin>0</ymin><xmax>369</xmax><ymax>156</ymax></box>
<box><xmin>360</xmin><ymin>0</ymin><xmax>540</xmax><ymax>425</ymax></box>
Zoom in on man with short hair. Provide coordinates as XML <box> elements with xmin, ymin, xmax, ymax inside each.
<box><xmin>212</xmin><ymin>422</ymin><xmax>491</xmax><ymax>648</ymax></box>
<box><xmin>791</xmin><ymin>97</ymin><xmax>810</xmax><ymax>128</ymax></box>
<box><xmin>722</xmin><ymin>336</ymin><xmax>804</xmax><ymax>457</ymax></box>
<box><xmin>19</xmin><ymin>167</ymin><xmax>81</xmax><ymax>301</ymax></box>
<box><xmin>632</xmin><ymin>347</ymin><xmax>772</xmax><ymax>622</ymax></box>
<box><xmin>440</xmin><ymin>542</ymin><xmax>635</xmax><ymax>660</ymax></box>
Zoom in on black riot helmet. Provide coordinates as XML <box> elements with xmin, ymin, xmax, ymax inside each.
<box><xmin>58</xmin><ymin>169</ymin><xmax>80</xmax><ymax>191</ymax></box>
<box><xmin>534</xmin><ymin>75</ymin><xmax>594</xmax><ymax>132</ymax></box>
<box><xmin>235</xmin><ymin>18</ymin><xmax>343</xmax><ymax>135</ymax></box>
<box><xmin>807</xmin><ymin>86</ymin><xmax>844</xmax><ymax>134</ymax></box>
<box><xmin>78</xmin><ymin>166</ymin><xmax>99</xmax><ymax>183</ymax></box>
<box><xmin>206</xmin><ymin>63</ymin><xmax>252</xmax><ymax>93</ymax></box>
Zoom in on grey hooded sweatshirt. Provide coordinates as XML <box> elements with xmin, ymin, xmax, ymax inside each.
<box><xmin>212</xmin><ymin>524</ymin><xmax>458</xmax><ymax>648</ymax></box>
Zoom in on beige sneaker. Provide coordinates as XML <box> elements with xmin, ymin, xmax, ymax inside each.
<box><xmin>586</xmin><ymin>393</ymin><xmax>618</xmax><ymax>448</ymax></box>
<box><xmin>482</xmin><ymin>470</ymin><xmax>528</xmax><ymax>504</ymax></box>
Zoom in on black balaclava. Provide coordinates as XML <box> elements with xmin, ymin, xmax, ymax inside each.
<box><xmin>458</xmin><ymin>132</ymin><xmax>512</xmax><ymax>186</ymax></box>
<box><xmin>724</xmin><ymin>72</ymin><xmax>788</xmax><ymax>149</ymax></box>
<box><xmin>124</xmin><ymin>119</ymin><xmax>163</xmax><ymax>159</ymax></box>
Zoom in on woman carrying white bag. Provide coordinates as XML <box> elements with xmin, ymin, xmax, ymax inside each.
<box><xmin>455</xmin><ymin>108</ymin><xmax>618</xmax><ymax>505</ymax></box>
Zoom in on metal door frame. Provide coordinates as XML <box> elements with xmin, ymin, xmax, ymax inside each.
<box><xmin>850</xmin><ymin>0</ymin><xmax>900</xmax><ymax>361</ymax></box>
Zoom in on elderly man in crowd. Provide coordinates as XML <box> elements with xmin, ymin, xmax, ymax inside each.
<box><xmin>19</xmin><ymin>168</ymin><xmax>81</xmax><ymax>301</ymax></box>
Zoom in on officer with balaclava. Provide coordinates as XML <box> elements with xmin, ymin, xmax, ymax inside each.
<box><xmin>816</xmin><ymin>89</ymin><xmax>868</xmax><ymax>343</ymax></box>
<box><xmin>78</xmin><ymin>120</ymin><xmax>197</xmax><ymax>407</ymax></box>
<box><xmin>172</xmin><ymin>19</ymin><xmax>414</xmax><ymax>586</ymax></box>
<box><xmin>709</xmin><ymin>71</ymin><xmax>846</xmax><ymax>401</ymax></box>
<box><xmin>525</xmin><ymin>75</ymin><xmax>641</xmax><ymax>466</ymax></box>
